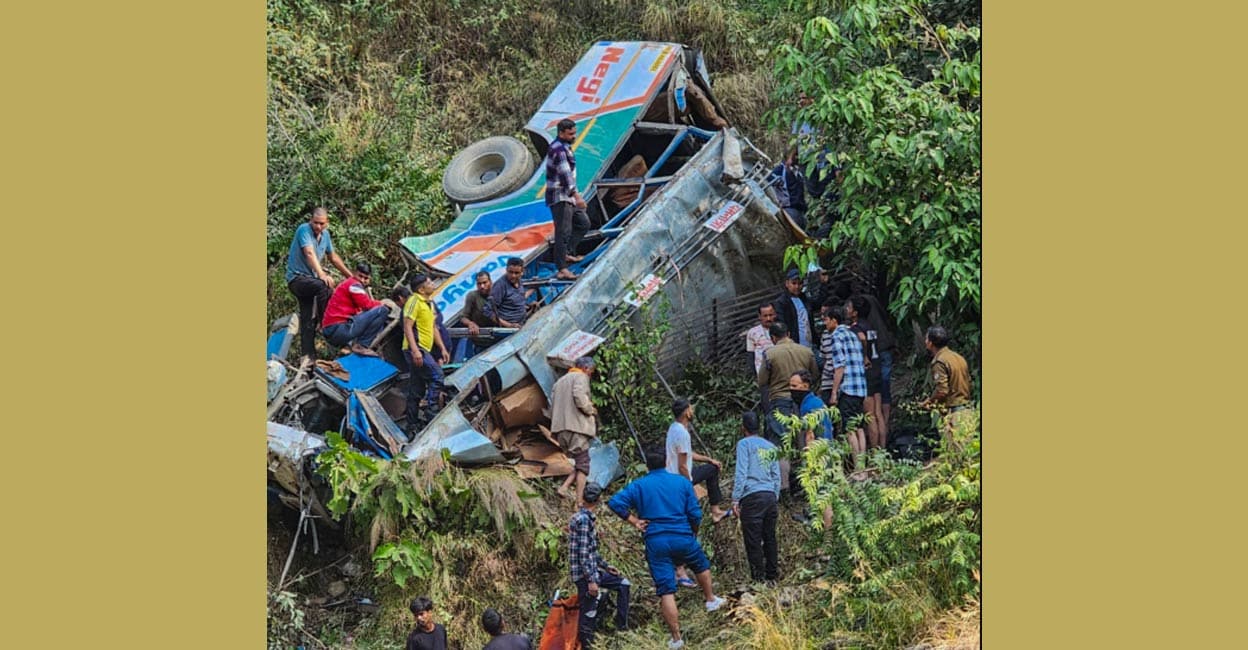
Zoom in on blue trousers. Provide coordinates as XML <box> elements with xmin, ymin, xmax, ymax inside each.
<box><xmin>645</xmin><ymin>533</ymin><xmax>710</xmax><ymax>596</ymax></box>
<box><xmin>403</xmin><ymin>348</ymin><xmax>444</xmax><ymax>430</ymax></box>
<box><xmin>321</xmin><ymin>305</ymin><xmax>390</xmax><ymax>348</ymax></box>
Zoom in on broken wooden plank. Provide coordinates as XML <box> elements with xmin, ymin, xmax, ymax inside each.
<box><xmin>513</xmin><ymin>439</ymin><xmax>573</xmax><ymax>478</ymax></box>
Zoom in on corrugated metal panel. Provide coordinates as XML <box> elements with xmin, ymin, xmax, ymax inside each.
<box><xmin>654</xmin><ymin>270</ymin><xmax>854</xmax><ymax>379</ymax></box>
<box><xmin>656</xmin><ymin>285</ymin><xmax>775</xmax><ymax>377</ymax></box>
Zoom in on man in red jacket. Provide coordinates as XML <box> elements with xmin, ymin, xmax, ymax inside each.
<box><xmin>319</xmin><ymin>262</ymin><xmax>391</xmax><ymax>356</ymax></box>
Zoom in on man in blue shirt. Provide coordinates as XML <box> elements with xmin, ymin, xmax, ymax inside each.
<box><xmin>484</xmin><ymin>257</ymin><xmax>532</xmax><ymax>328</ymax></box>
<box><xmin>285</xmin><ymin>207</ymin><xmax>354</xmax><ymax>359</ymax></box>
<box><xmin>791</xmin><ymin>369</ymin><xmax>834</xmax><ymax>444</ymax></box>
<box><xmin>608</xmin><ymin>448</ymin><xmax>726</xmax><ymax>650</ymax></box>
<box><xmin>731</xmin><ymin>411</ymin><xmax>781</xmax><ymax>583</ymax></box>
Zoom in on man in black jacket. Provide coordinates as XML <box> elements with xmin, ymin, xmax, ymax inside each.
<box><xmin>773</xmin><ymin>268</ymin><xmax>816</xmax><ymax>354</ymax></box>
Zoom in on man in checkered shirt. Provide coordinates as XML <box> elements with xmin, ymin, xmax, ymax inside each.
<box><xmin>546</xmin><ymin>118</ymin><xmax>591</xmax><ymax>281</ymax></box>
<box><xmin>820</xmin><ymin>303</ymin><xmax>868</xmax><ymax>464</ymax></box>
<box><xmin>569</xmin><ymin>482</ymin><xmax>630</xmax><ymax>649</ymax></box>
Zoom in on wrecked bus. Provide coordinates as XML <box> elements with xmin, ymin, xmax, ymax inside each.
<box><xmin>267</xmin><ymin>42</ymin><xmax>803</xmax><ymax>510</ymax></box>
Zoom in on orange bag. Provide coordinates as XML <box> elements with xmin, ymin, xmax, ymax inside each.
<box><xmin>538</xmin><ymin>593</ymin><xmax>581</xmax><ymax>650</ymax></box>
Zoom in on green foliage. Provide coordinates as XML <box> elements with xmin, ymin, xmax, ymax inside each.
<box><xmin>795</xmin><ymin>407</ymin><xmax>982</xmax><ymax>647</ymax></box>
<box><xmin>266</xmin><ymin>589</ymin><xmax>308</xmax><ymax>650</ymax></box>
<box><xmin>372</xmin><ymin>539</ymin><xmax>434</xmax><ymax>588</ymax></box>
<box><xmin>765</xmin><ymin>405</ymin><xmax>867</xmax><ymax>465</ymax></box>
<box><xmin>318</xmin><ymin>431</ymin><xmax>379</xmax><ymax>518</ymax></box>
<box><xmin>315</xmin><ymin>433</ymin><xmax>551</xmax><ymax>590</ymax></box>
<box><xmin>771</xmin><ymin>0</ymin><xmax>981</xmax><ymax>345</ymax></box>
<box><xmin>783</xmin><ymin>243</ymin><xmax>821</xmax><ymax>274</ymax></box>
<box><xmin>674</xmin><ymin>358</ymin><xmax>760</xmax><ymax>456</ymax></box>
<box><xmin>534</xmin><ymin>521</ymin><xmax>565</xmax><ymax>566</ymax></box>
<box><xmin>592</xmin><ymin>296</ymin><xmax>674</xmax><ymax>445</ymax></box>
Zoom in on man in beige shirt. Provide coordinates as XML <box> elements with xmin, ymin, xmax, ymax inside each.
<box><xmin>552</xmin><ymin>356</ymin><xmax>598</xmax><ymax>501</ymax></box>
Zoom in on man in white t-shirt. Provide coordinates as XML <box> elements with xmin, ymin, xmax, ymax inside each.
<box><xmin>665</xmin><ymin>397</ymin><xmax>730</xmax><ymax>590</ymax></box>
<box><xmin>665</xmin><ymin>398</ymin><xmax>729</xmax><ymax>524</ymax></box>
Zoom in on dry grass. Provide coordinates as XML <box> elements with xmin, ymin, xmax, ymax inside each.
<box><xmin>712</xmin><ymin>68</ymin><xmax>783</xmax><ymax>151</ymax></box>
<box><xmin>465</xmin><ymin>467</ymin><xmax>556</xmax><ymax>539</ymax></box>
<box><xmin>912</xmin><ymin>597</ymin><xmax>981</xmax><ymax>650</ymax></box>
<box><xmin>733</xmin><ymin>592</ymin><xmax>822</xmax><ymax>650</ymax></box>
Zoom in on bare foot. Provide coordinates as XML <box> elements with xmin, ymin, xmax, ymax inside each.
<box><xmin>555</xmin><ymin>270</ymin><xmax>578</xmax><ymax>280</ymax></box>
<box><xmin>565</xmin><ymin>254</ymin><xmax>584</xmax><ymax>263</ymax></box>
<box><xmin>712</xmin><ymin>508</ymin><xmax>732</xmax><ymax>524</ymax></box>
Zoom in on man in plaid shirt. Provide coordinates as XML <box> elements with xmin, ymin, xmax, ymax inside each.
<box><xmin>569</xmin><ymin>482</ymin><xmax>630</xmax><ymax>649</ymax></box>
<box><xmin>820</xmin><ymin>303</ymin><xmax>868</xmax><ymax>464</ymax></box>
<box><xmin>546</xmin><ymin>118</ymin><xmax>591</xmax><ymax>281</ymax></box>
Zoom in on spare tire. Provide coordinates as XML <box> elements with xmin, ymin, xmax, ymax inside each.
<box><xmin>442</xmin><ymin>136</ymin><xmax>535</xmax><ymax>205</ymax></box>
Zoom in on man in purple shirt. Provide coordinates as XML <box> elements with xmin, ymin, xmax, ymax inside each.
<box><xmin>546</xmin><ymin>118</ymin><xmax>590</xmax><ymax>281</ymax></box>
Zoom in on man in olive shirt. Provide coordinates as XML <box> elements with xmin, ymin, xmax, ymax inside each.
<box><xmin>919</xmin><ymin>325</ymin><xmax>975</xmax><ymax>442</ymax></box>
<box><xmin>459</xmin><ymin>270</ymin><xmax>497</xmax><ymax>355</ymax></box>
<box><xmin>757</xmin><ymin>321</ymin><xmax>819</xmax><ymax>445</ymax></box>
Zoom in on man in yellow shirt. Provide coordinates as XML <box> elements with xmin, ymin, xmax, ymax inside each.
<box><xmin>402</xmin><ymin>274</ymin><xmax>450</xmax><ymax>435</ymax></box>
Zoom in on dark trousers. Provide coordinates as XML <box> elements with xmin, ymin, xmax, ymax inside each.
<box><xmin>575</xmin><ymin>572</ymin><xmax>631</xmax><ymax>649</ymax></box>
<box><xmin>690</xmin><ymin>463</ymin><xmax>724</xmax><ymax>506</ymax></box>
<box><xmin>321</xmin><ymin>305</ymin><xmax>390</xmax><ymax>348</ymax></box>
<box><xmin>403</xmin><ymin>349</ymin><xmax>443</xmax><ymax>432</ymax></box>
<box><xmin>550</xmin><ymin>201</ymin><xmax>590</xmax><ymax>270</ymax></box>
<box><xmin>739</xmin><ymin>490</ymin><xmax>779</xmax><ymax>581</ymax></box>
<box><xmin>764</xmin><ymin>397</ymin><xmax>797</xmax><ymax>445</ymax></box>
<box><xmin>288</xmin><ymin>275</ymin><xmax>331</xmax><ymax>358</ymax></box>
